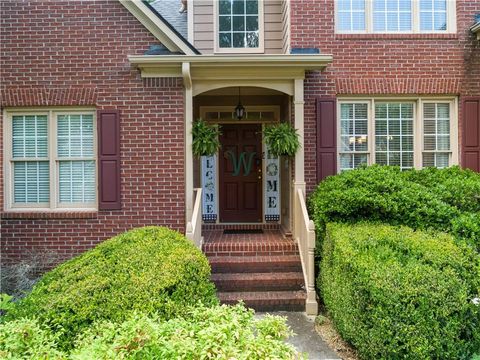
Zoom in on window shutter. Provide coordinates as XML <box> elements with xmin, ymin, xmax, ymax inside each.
<box><xmin>97</xmin><ymin>110</ymin><xmax>121</xmax><ymax>210</ymax></box>
<box><xmin>462</xmin><ymin>97</ymin><xmax>480</xmax><ymax>173</ymax></box>
<box><xmin>316</xmin><ymin>98</ymin><xmax>337</xmax><ymax>181</ymax></box>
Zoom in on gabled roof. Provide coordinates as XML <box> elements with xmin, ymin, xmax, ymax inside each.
<box><xmin>119</xmin><ymin>0</ymin><xmax>199</xmax><ymax>55</ymax></box>
<box><xmin>149</xmin><ymin>0</ymin><xmax>187</xmax><ymax>40</ymax></box>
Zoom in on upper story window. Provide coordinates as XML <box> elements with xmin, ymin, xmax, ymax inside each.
<box><xmin>216</xmin><ymin>0</ymin><xmax>264</xmax><ymax>53</ymax></box>
<box><xmin>336</xmin><ymin>0</ymin><xmax>456</xmax><ymax>33</ymax></box>
<box><xmin>5</xmin><ymin>109</ymin><xmax>97</xmax><ymax>211</ymax></box>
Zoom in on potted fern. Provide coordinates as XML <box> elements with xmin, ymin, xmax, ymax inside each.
<box><xmin>192</xmin><ymin>119</ymin><xmax>221</xmax><ymax>157</ymax></box>
<box><xmin>263</xmin><ymin>123</ymin><xmax>300</xmax><ymax>157</ymax></box>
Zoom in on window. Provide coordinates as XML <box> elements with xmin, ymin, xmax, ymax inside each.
<box><xmin>216</xmin><ymin>0</ymin><xmax>263</xmax><ymax>52</ymax></box>
<box><xmin>338</xmin><ymin>98</ymin><xmax>457</xmax><ymax>171</ymax></box>
<box><xmin>336</xmin><ymin>0</ymin><xmax>455</xmax><ymax>33</ymax></box>
<box><xmin>422</xmin><ymin>102</ymin><xmax>451</xmax><ymax>168</ymax></box>
<box><xmin>5</xmin><ymin>110</ymin><xmax>96</xmax><ymax>210</ymax></box>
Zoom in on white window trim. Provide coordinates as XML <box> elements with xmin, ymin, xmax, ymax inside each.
<box><xmin>336</xmin><ymin>97</ymin><xmax>458</xmax><ymax>172</ymax></box>
<box><xmin>213</xmin><ymin>0</ymin><xmax>265</xmax><ymax>54</ymax></box>
<box><xmin>335</xmin><ymin>0</ymin><xmax>457</xmax><ymax>34</ymax></box>
<box><xmin>3</xmin><ymin>108</ymin><xmax>98</xmax><ymax>212</ymax></box>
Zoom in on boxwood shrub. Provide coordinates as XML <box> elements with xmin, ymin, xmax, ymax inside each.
<box><xmin>0</xmin><ymin>304</ymin><xmax>299</xmax><ymax>360</ymax></box>
<box><xmin>320</xmin><ymin>222</ymin><xmax>480</xmax><ymax>360</ymax></box>
<box><xmin>308</xmin><ymin>165</ymin><xmax>480</xmax><ymax>253</ymax></box>
<box><xmin>4</xmin><ymin>226</ymin><xmax>218</xmax><ymax>349</ymax></box>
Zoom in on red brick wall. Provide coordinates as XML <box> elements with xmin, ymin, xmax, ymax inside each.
<box><xmin>290</xmin><ymin>0</ymin><xmax>480</xmax><ymax>193</ymax></box>
<box><xmin>0</xmin><ymin>1</ymin><xmax>185</xmax><ymax>264</ymax></box>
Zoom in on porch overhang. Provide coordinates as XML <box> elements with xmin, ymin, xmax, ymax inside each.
<box><xmin>128</xmin><ymin>54</ymin><xmax>333</xmax><ymax>92</ymax></box>
<box><xmin>471</xmin><ymin>22</ymin><xmax>480</xmax><ymax>40</ymax></box>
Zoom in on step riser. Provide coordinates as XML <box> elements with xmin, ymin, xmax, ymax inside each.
<box><xmin>213</xmin><ymin>279</ymin><xmax>304</xmax><ymax>292</ymax></box>
<box><xmin>205</xmin><ymin>250</ymin><xmax>299</xmax><ymax>257</ymax></box>
<box><xmin>210</xmin><ymin>261</ymin><xmax>302</xmax><ymax>274</ymax></box>
<box><xmin>220</xmin><ymin>299</ymin><xmax>305</xmax><ymax>312</ymax></box>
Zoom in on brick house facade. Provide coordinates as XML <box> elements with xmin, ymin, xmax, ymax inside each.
<box><xmin>1</xmin><ymin>0</ymin><xmax>479</xmax><ymax>268</ymax></box>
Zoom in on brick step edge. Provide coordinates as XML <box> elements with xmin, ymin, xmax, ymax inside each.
<box><xmin>212</xmin><ymin>272</ymin><xmax>305</xmax><ymax>292</ymax></box>
<box><xmin>218</xmin><ymin>290</ymin><xmax>306</xmax><ymax>312</ymax></box>
<box><xmin>208</xmin><ymin>255</ymin><xmax>302</xmax><ymax>273</ymax></box>
<box><xmin>204</xmin><ymin>250</ymin><xmax>299</xmax><ymax>257</ymax></box>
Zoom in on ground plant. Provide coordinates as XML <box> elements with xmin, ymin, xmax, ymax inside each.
<box><xmin>3</xmin><ymin>226</ymin><xmax>218</xmax><ymax>349</ymax></box>
<box><xmin>320</xmin><ymin>222</ymin><xmax>480</xmax><ymax>360</ymax></box>
<box><xmin>0</xmin><ymin>304</ymin><xmax>300</xmax><ymax>360</ymax></box>
<box><xmin>308</xmin><ymin>165</ymin><xmax>480</xmax><ymax>254</ymax></box>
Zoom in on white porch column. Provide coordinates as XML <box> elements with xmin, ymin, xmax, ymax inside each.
<box><xmin>183</xmin><ymin>63</ymin><xmax>194</xmax><ymax>222</ymax></box>
<box><xmin>293</xmin><ymin>77</ymin><xmax>306</xmax><ymax>193</ymax></box>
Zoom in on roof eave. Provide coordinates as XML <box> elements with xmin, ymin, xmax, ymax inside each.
<box><xmin>118</xmin><ymin>0</ymin><xmax>198</xmax><ymax>55</ymax></box>
<box><xmin>471</xmin><ymin>22</ymin><xmax>480</xmax><ymax>40</ymax></box>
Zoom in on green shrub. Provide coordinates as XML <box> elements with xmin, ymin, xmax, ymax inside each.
<box><xmin>0</xmin><ymin>304</ymin><xmax>300</xmax><ymax>360</ymax></box>
<box><xmin>0</xmin><ymin>318</ymin><xmax>63</xmax><ymax>359</ymax></box>
<box><xmin>71</xmin><ymin>304</ymin><xmax>299</xmax><ymax>360</ymax></box>
<box><xmin>320</xmin><ymin>222</ymin><xmax>480</xmax><ymax>360</ymax></box>
<box><xmin>5</xmin><ymin>227</ymin><xmax>218</xmax><ymax>349</ymax></box>
<box><xmin>308</xmin><ymin>165</ymin><xmax>480</xmax><ymax>254</ymax></box>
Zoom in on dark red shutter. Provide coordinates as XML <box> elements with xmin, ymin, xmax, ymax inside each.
<box><xmin>97</xmin><ymin>110</ymin><xmax>121</xmax><ymax>210</ymax></box>
<box><xmin>316</xmin><ymin>98</ymin><xmax>337</xmax><ymax>182</ymax></box>
<box><xmin>462</xmin><ymin>97</ymin><xmax>480</xmax><ymax>172</ymax></box>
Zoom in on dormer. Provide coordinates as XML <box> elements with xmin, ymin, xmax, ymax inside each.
<box><xmin>191</xmin><ymin>0</ymin><xmax>289</xmax><ymax>54</ymax></box>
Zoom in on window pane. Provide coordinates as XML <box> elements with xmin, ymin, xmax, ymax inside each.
<box><xmin>375</xmin><ymin>103</ymin><xmax>414</xmax><ymax>169</ymax></box>
<box><xmin>337</xmin><ymin>0</ymin><xmax>366</xmax><ymax>31</ymax></box>
<box><xmin>219</xmin><ymin>16</ymin><xmax>232</xmax><ymax>31</ymax></box>
<box><xmin>59</xmin><ymin>160</ymin><xmax>95</xmax><ymax>203</ymax></box>
<box><xmin>12</xmin><ymin>115</ymin><xmax>48</xmax><ymax>158</ymax></box>
<box><xmin>246</xmin><ymin>32</ymin><xmax>259</xmax><ymax>47</ymax></box>
<box><xmin>339</xmin><ymin>103</ymin><xmax>369</xmax><ymax>170</ymax></box>
<box><xmin>14</xmin><ymin>161</ymin><xmax>49</xmax><ymax>203</ymax></box>
<box><xmin>420</xmin><ymin>0</ymin><xmax>447</xmax><ymax>31</ymax></box>
<box><xmin>232</xmin><ymin>0</ymin><xmax>245</xmax><ymax>14</ymax></box>
<box><xmin>219</xmin><ymin>33</ymin><xmax>232</xmax><ymax>47</ymax></box>
<box><xmin>57</xmin><ymin>114</ymin><xmax>94</xmax><ymax>158</ymax></box>
<box><xmin>423</xmin><ymin>152</ymin><xmax>449</xmax><ymax>168</ymax></box>
<box><xmin>246</xmin><ymin>16</ymin><xmax>258</xmax><ymax>31</ymax></box>
<box><xmin>233</xmin><ymin>16</ymin><xmax>245</xmax><ymax>31</ymax></box>
<box><xmin>373</xmin><ymin>0</ymin><xmax>411</xmax><ymax>32</ymax></box>
<box><xmin>245</xmin><ymin>0</ymin><xmax>258</xmax><ymax>14</ymax></box>
<box><xmin>233</xmin><ymin>32</ymin><xmax>245</xmax><ymax>47</ymax></box>
<box><xmin>219</xmin><ymin>0</ymin><xmax>232</xmax><ymax>14</ymax></box>
<box><xmin>422</xmin><ymin>103</ymin><xmax>451</xmax><ymax>168</ymax></box>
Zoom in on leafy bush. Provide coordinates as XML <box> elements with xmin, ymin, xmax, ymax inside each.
<box><xmin>5</xmin><ymin>227</ymin><xmax>218</xmax><ymax>349</ymax></box>
<box><xmin>320</xmin><ymin>222</ymin><xmax>480</xmax><ymax>360</ymax></box>
<box><xmin>308</xmin><ymin>165</ymin><xmax>480</xmax><ymax>253</ymax></box>
<box><xmin>0</xmin><ymin>304</ymin><xmax>299</xmax><ymax>360</ymax></box>
<box><xmin>0</xmin><ymin>318</ymin><xmax>63</xmax><ymax>359</ymax></box>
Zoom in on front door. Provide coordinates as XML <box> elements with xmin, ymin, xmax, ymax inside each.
<box><xmin>219</xmin><ymin>124</ymin><xmax>262</xmax><ymax>222</ymax></box>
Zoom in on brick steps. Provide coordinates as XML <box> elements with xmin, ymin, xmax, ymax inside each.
<box><xmin>203</xmin><ymin>241</ymin><xmax>299</xmax><ymax>256</ymax></box>
<box><xmin>208</xmin><ymin>255</ymin><xmax>303</xmax><ymax>273</ymax></box>
<box><xmin>212</xmin><ymin>272</ymin><xmax>304</xmax><ymax>292</ymax></box>
<box><xmin>204</xmin><ymin>230</ymin><xmax>306</xmax><ymax>312</ymax></box>
<box><xmin>218</xmin><ymin>290</ymin><xmax>307</xmax><ymax>312</ymax></box>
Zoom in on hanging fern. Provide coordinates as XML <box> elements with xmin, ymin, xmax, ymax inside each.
<box><xmin>192</xmin><ymin>119</ymin><xmax>221</xmax><ymax>157</ymax></box>
<box><xmin>263</xmin><ymin>123</ymin><xmax>300</xmax><ymax>157</ymax></box>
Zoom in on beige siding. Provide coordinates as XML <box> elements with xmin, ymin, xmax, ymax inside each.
<box><xmin>281</xmin><ymin>0</ymin><xmax>290</xmax><ymax>54</ymax></box>
<box><xmin>192</xmin><ymin>0</ymin><xmax>286</xmax><ymax>54</ymax></box>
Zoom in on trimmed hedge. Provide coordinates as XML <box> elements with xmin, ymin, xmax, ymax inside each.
<box><xmin>5</xmin><ymin>226</ymin><xmax>218</xmax><ymax>349</ymax></box>
<box><xmin>308</xmin><ymin>166</ymin><xmax>480</xmax><ymax>253</ymax></box>
<box><xmin>320</xmin><ymin>222</ymin><xmax>480</xmax><ymax>360</ymax></box>
<box><xmin>0</xmin><ymin>304</ymin><xmax>299</xmax><ymax>360</ymax></box>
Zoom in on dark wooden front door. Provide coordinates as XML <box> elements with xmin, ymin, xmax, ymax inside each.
<box><xmin>219</xmin><ymin>124</ymin><xmax>262</xmax><ymax>222</ymax></box>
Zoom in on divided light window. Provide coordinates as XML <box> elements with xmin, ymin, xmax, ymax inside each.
<box><xmin>338</xmin><ymin>99</ymin><xmax>457</xmax><ymax>171</ymax></box>
<box><xmin>218</xmin><ymin>0</ymin><xmax>260</xmax><ymax>50</ymax></box>
<box><xmin>336</xmin><ymin>0</ymin><xmax>455</xmax><ymax>33</ymax></box>
<box><xmin>6</xmin><ymin>111</ymin><xmax>96</xmax><ymax>210</ymax></box>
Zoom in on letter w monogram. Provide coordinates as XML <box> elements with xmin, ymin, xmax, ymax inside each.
<box><xmin>225</xmin><ymin>150</ymin><xmax>256</xmax><ymax>176</ymax></box>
